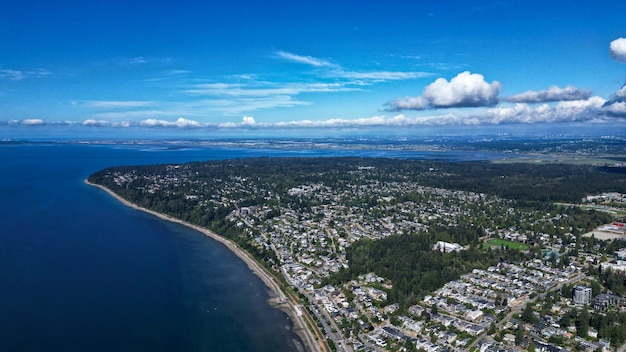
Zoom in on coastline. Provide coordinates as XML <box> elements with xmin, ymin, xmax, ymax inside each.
<box><xmin>85</xmin><ymin>179</ymin><xmax>321</xmax><ymax>352</ymax></box>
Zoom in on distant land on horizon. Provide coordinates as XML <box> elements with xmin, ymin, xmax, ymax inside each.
<box><xmin>2</xmin><ymin>125</ymin><xmax>625</xmax><ymax>167</ymax></box>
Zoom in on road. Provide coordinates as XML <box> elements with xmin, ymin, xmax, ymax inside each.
<box><xmin>467</xmin><ymin>272</ymin><xmax>586</xmax><ymax>349</ymax></box>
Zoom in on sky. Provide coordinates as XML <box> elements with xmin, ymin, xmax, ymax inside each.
<box><xmin>1</xmin><ymin>0</ymin><xmax>626</xmax><ymax>137</ymax></box>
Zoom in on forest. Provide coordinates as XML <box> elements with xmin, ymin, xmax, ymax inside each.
<box><xmin>89</xmin><ymin>157</ymin><xmax>626</xmax><ymax>204</ymax></box>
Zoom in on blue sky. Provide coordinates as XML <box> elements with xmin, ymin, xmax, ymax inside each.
<box><xmin>1</xmin><ymin>0</ymin><xmax>626</xmax><ymax>136</ymax></box>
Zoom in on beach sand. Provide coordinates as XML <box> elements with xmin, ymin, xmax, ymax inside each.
<box><xmin>85</xmin><ymin>180</ymin><xmax>321</xmax><ymax>352</ymax></box>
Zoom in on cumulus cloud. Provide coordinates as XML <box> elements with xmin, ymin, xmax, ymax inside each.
<box><xmin>78</xmin><ymin>119</ymin><xmax>130</xmax><ymax>127</ymax></box>
<box><xmin>139</xmin><ymin>117</ymin><xmax>206</xmax><ymax>128</ymax></box>
<box><xmin>604</xmin><ymin>102</ymin><xmax>626</xmax><ymax>117</ymax></box>
<box><xmin>482</xmin><ymin>96</ymin><xmax>607</xmax><ymax>124</ymax></box>
<box><xmin>21</xmin><ymin>118</ymin><xmax>45</xmax><ymax>125</ymax></box>
<box><xmin>610</xmin><ymin>38</ymin><xmax>626</xmax><ymax>63</ymax></box>
<box><xmin>602</xmin><ymin>83</ymin><xmax>626</xmax><ymax>116</ymax></box>
<box><xmin>83</xmin><ymin>119</ymin><xmax>110</xmax><ymax>127</ymax></box>
<box><xmin>242</xmin><ymin>116</ymin><xmax>256</xmax><ymax>124</ymax></box>
<box><xmin>505</xmin><ymin>85</ymin><xmax>592</xmax><ymax>103</ymax></box>
<box><xmin>385</xmin><ymin>71</ymin><xmax>501</xmax><ymax>111</ymax></box>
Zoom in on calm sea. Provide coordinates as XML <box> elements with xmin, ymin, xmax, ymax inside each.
<box><xmin>0</xmin><ymin>142</ymin><xmax>512</xmax><ymax>351</ymax></box>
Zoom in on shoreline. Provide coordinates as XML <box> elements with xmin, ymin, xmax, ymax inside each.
<box><xmin>85</xmin><ymin>179</ymin><xmax>321</xmax><ymax>352</ymax></box>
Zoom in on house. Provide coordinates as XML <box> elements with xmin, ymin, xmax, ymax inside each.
<box><xmin>433</xmin><ymin>241</ymin><xmax>463</xmax><ymax>253</ymax></box>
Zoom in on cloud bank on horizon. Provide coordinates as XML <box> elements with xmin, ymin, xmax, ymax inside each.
<box><xmin>1</xmin><ymin>1</ymin><xmax>625</xmax><ymax>132</ymax></box>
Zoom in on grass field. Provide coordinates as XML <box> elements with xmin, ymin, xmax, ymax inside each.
<box><xmin>485</xmin><ymin>238</ymin><xmax>530</xmax><ymax>250</ymax></box>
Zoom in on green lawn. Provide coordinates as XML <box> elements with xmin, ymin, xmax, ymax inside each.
<box><xmin>485</xmin><ymin>238</ymin><xmax>530</xmax><ymax>250</ymax></box>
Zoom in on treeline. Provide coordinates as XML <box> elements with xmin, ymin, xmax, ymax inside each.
<box><xmin>412</xmin><ymin>161</ymin><xmax>626</xmax><ymax>203</ymax></box>
<box><xmin>90</xmin><ymin>157</ymin><xmax>626</xmax><ymax>204</ymax></box>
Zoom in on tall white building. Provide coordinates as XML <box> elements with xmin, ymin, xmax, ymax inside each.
<box><xmin>573</xmin><ymin>285</ymin><xmax>592</xmax><ymax>305</ymax></box>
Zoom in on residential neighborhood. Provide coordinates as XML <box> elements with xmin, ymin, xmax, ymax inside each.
<box><xmin>91</xmin><ymin>158</ymin><xmax>626</xmax><ymax>352</ymax></box>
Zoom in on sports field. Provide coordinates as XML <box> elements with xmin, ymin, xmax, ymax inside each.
<box><xmin>486</xmin><ymin>238</ymin><xmax>530</xmax><ymax>250</ymax></box>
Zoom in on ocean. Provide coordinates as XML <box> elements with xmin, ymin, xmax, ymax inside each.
<box><xmin>0</xmin><ymin>141</ymin><xmax>516</xmax><ymax>351</ymax></box>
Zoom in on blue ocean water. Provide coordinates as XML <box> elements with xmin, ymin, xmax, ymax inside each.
<box><xmin>0</xmin><ymin>142</ymin><xmax>515</xmax><ymax>351</ymax></box>
<box><xmin>0</xmin><ymin>143</ymin><xmax>313</xmax><ymax>352</ymax></box>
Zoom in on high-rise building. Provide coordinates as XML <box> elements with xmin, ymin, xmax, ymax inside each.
<box><xmin>573</xmin><ymin>285</ymin><xmax>592</xmax><ymax>305</ymax></box>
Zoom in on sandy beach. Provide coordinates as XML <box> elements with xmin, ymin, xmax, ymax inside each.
<box><xmin>85</xmin><ymin>180</ymin><xmax>322</xmax><ymax>352</ymax></box>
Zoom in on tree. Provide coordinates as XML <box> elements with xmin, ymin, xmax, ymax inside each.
<box><xmin>591</xmin><ymin>279</ymin><xmax>602</xmax><ymax>297</ymax></box>
<box><xmin>487</xmin><ymin>322</ymin><xmax>496</xmax><ymax>335</ymax></box>
<box><xmin>560</xmin><ymin>309</ymin><xmax>573</xmax><ymax>327</ymax></box>
<box><xmin>420</xmin><ymin>309</ymin><xmax>431</xmax><ymax>322</ymax></box>
<box><xmin>521</xmin><ymin>304</ymin><xmax>538</xmax><ymax>324</ymax></box>
<box><xmin>561</xmin><ymin>283</ymin><xmax>574</xmax><ymax>299</ymax></box>
<box><xmin>576</xmin><ymin>306</ymin><xmax>590</xmax><ymax>337</ymax></box>
<box><xmin>515</xmin><ymin>324</ymin><xmax>525</xmax><ymax>345</ymax></box>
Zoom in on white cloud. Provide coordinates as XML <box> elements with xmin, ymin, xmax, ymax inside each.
<box><xmin>274</xmin><ymin>50</ymin><xmax>430</xmax><ymax>84</ymax></box>
<box><xmin>602</xmin><ymin>83</ymin><xmax>626</xmax><ymax>117</ymax></box>
<box><xmin>202</xmin><ymin>96</ymin><xmax>312</xmax><ymax>115</ymax></box>
<box><xmin>81</xmin><ymin>119</ymin><xmax>132</xmax><ymax>127</ymax></box>
<box><xmin>0</xmin><ymin>69</ymin><xmax>24</xmax><ymax>81</ymax></box>
<box><xmin>505</xmin><ymin>85</ymin><xmax>592</xmax><ymax>103</ymax></box>
<box><xmin>173</xmin><ymin>117</ymin><xmax>204</xmax><ymax>128</ymax></box>
<box><xmin>610</xmin><ymin>37</ymin><xmax>626</xmax><ymax>63</ymax></box>
<box><xmin>82</xmin><ymin>119</ymin><xmax>111</xmax><ymax>127</ymax></box>
<box><xmin>129</xmin><ymin>57</ymin><xmax>147</xmax><ymax>64</ymax></box>
<box><xmin>242</xmin><ymin>116</ymin><xmax>256</xmax><ymax>124</ymax></box>
<box><xmin>186</xmin><ymin>82</ymin><xmax>357</xmax><ymax>97</ymax></box>
<box><xmin>0</xmin><ymin>68</ymin><xmax>51</xmax><ymax>81</ymax></box>
<box><xmin>21</xmin><ymin>118</ymin><xmax>45</xmax><ymax>125</ymax></box>
<box><xmin>139</xmin><ymin>117</ymin><xmax>206</xmax><ymax>128</ymax></box>
<box><xmin>89</xmin><ymin>109</ymin><xmax>178</xmax><ymax>121</ymax></box>
<box><xmin>184</xmin><ymin>81</ymin><xmax>353</xmax><ymax>115</ymax></box>
<box><xmin>601</xmin><ymin>83</ymin><xmax>626</xmax><ymax>115</ymax></box>
<box><xmin>171</xmin><ymin>51</ymin><xmax>432</xmax><ymax>116</ymax></box>
<box><xmin>85</xmin><ymin>100</ymin><xmax>154</xmax><ymax>109</ymax></box>
<box><xmin>275</xmin><ymin>51</ymin><xmax>335</xmax><ymax>67</ymax></box>
<box><xmin>482</xmin><ymin>96</ymin><xmax>607</xmax><ymax>124</ymax></box>
<box><xmin>604</xmin><ymin>102</ymin><xmax>626</xmax><ymax>117</ymax></box>
<box><xmin>386</xmin><ymin>71</ymin><xmax>501</xmax><ymax>110</ymax></box>
<box><xmin>35</xmin><ymin>93</ymin><xmax>626</xmax><ymax>130</ymax></box>
<box><xmin>328</xmin><ymin>69</ymin><xmax>431</xmax><ymax>82</ymax></box>
<box><xmin>268</xmin><ymin>114</ymin><xmax>481</xmax><ymax>128</ymax></box>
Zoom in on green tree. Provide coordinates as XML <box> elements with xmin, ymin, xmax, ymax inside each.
<box><xmin>515</xmin><ymin>324</ymin><xmax>525</xmax><ymax>345</ymax></box>
<box><xmin>521</xmin><ymin>304</ymin><xmax>538</xmax><ymax>324</ymax></box>
<box><xmin>576</xmin><ymin>306</ymin><xmax>590</xmax><ymax>337</ymax></box>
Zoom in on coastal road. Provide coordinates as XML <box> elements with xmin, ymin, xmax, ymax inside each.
<box><xmin>281</xmin><ymin>267</ymin><xmax>342</xmax><ymax>352</ymax></box>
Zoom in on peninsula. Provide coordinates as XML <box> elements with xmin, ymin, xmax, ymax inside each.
<box><xmin>88</xmin><ymin>157</ymin><xmax>626</xmax><ymax>351</ymax></box>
